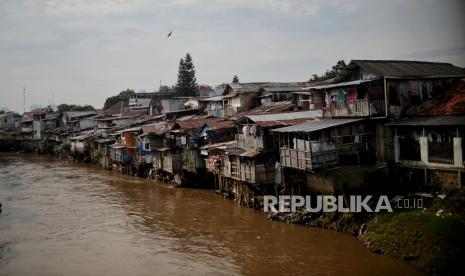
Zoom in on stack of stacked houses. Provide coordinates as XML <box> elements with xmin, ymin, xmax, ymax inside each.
<box><xmin>1</xmin><ymin>60</ymin><xmax>464</xmax><ymax>207</ymax></box>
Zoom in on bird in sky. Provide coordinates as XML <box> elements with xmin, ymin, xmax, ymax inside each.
<box><xmin>167</xmin><ymin>30</ymin><xmax>172</xmax><ymax>38</ymax></box>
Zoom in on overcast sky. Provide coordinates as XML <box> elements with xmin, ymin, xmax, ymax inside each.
<box><xmin>1</xmin><ymin>0</ymin><xmax>464</xmax><ymax>111</ymax></box>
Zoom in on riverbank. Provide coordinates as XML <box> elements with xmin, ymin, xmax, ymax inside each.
<box><xmin>268</xmin><ymin>191</ymin><xmax>465</xmax><ymax>275</ymax></box>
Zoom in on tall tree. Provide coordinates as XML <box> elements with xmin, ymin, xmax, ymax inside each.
<box><xmin>57</xmin><ymin>104</ymin><xmax>95</xmax><ymax>112</ymax></box>
<box><xmin>159</xmin><ymin>85</ymin><xmax>175</xmax><ymax>93</ymax></box>
<box><xmin>176</xmin><ymin>53</ymin><xmax>197</xmax><ymax>97</ymax></box>
<box><xmin>232</xmin><ymin>75</ymin><xmax>239</xmax><ymax>83</ymax></box>
<box><xmin>310</xmin><ymin>60</ymin><xmax>347</xmax><ymax>81</ymax></box>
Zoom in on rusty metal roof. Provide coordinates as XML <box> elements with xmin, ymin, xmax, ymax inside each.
<box><xmin>141</xmin><ymin>123</ymin><xmax>174</xmax><ymax>135</ymax></box>
<box><xmin>205</xmin><ymin>120</ymin><xmax>235</xmax><ymax>130</ymax></box>
<box><xmin>176</xmin><ymin>118</ymin><xmax>222</xmax><ymax>130</ymax></box>
<box><xmin>416</xmin><ymin>78</ymin><xmax>465</xmax><ymax>116</ymax></box>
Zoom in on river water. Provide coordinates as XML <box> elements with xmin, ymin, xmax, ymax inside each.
<box><xmin>0</xmin><ymin>154</ymin><xmax>422</xmax><ymax>275</ymax></box>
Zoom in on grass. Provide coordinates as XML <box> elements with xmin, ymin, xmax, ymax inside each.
<box><xmin>363</xmin><ymin>210</ymin><xmax>465</xmax><ymax>274</ymax></box>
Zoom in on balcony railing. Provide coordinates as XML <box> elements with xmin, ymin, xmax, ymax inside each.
<box><xmin>323</xmin><ymin>99</ymin><xmax>385</xmax><ymax>117</ymax></box>
<box><xmin>280</xmin><ymin>148</ymin><xmax>311</xmax><ymax>170</ymax></box>
<box><xmin>280</xmin><ymin>140</ymin><xmax>339</xmax><ymax>170</ymax></box>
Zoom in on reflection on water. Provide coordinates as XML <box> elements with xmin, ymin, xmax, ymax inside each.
<box><xmin>0</xmin><ymin>154</ymin><xmax>422</xmax><ymax>275</ymax></box>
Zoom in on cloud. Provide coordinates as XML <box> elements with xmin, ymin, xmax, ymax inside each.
<box><xmin>7</xmin><ymin>0</ymin><xmax>361</xmax><ymax>17</ymax></box>
<box><xmin>0</xmin><ymin>0</ymin><xmax>464</xmax><ymax>112</ymax></box>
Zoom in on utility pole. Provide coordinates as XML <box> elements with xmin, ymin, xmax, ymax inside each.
<box><xmin>23</xmin><ymin>86</ymin><xmax>26</xmax><ymax>113</ymax></box>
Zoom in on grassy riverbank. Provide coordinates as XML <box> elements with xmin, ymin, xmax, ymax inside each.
<box><xmin>362</xmin><ymin>210</ymin><xmax>465</xmax><ymax>275</ymax></box>
<box><xmin>268</xmin><ymin>190</ymin><xmax>465</xmax><ymax>275</ymax></box>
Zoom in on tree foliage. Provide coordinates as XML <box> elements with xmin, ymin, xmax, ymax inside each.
<box><xmin>232</xmin><ymin>75</ymin><xmax>239</xmax><ymax>83</ymax></box>
<box><xmin>310</xmin><ymin>60</ymin><xmax>347</xmax><ymax>81</ymax></box>
<box><xmin>57</xmin><ymin>104</ymin><xmax>95</xmax><ymax>112</ymax></box>
<box><xmin>103</xmin><ymin>89</ymin><xmax>135</xmax><ymax>109</ymax></box>
<box><xmin>159</xmin><ymin>85</ymin><xmax>175</xmax><ymax>93</ymax></box>
<box><xmin>176</xmin><ymin>53</ymin><xmax>197</xmax><ymax>97</ymax></box>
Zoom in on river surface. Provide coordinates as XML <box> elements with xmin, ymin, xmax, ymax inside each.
<box><xmin>0</xmin><ymin>154</ymin><xmax>422</xmax><ymax>275</ymax></box>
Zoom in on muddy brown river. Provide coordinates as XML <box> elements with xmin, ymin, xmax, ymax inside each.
<box><xmin>0</xmin><ymin>154</ymin><xmax>422</xmax><ymax>275</ymax></box>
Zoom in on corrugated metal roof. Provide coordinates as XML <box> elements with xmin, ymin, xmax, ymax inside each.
<box><xmin>115</xmin><ymin>126</ymin><xmax>141</xmax><ymax>134</ymax></box>
<box><xmin>292</xmin><ymin>91</ymin><xmax>313</xmax><ymax>95</ymax></box>
<box><xmin>226</xmin><ymin>82</ymin><xmax>310</xmax><ymax>94</ymax></box>
<box><xmin>241</xmin><ymin>101</ymin><xmax>295</xmax><ymax>115</ymax></box>
<box><xmin>65</xmin><ymin>111</ymin><xmax>96</xmax><ymax>118</ymax></box>
<box><xmin>104</xmin><ymin>101</ymin><xmax>127</xmax><ymax>116</ymax></box>
<box><xmin>240</xmin><ymin>150</ymin><xmax>262</xmax><ymax>157</ymax></box>
<box><xmin>197</xmin><ymin>96</ymin><xmax>224</xmax><ymax>101</ymax></box>
<box><xmin>225</xmin><ymin>148</ymin><xmax>246</xmax><ymax>156</ymax></box>
<box><xmin>141</xmin><ymin>123</ymin><xmax>173</xmax><ymax>135</ymax></box>
<box><xmin>70</xmin><ymin>132</ymin><xmax>95</xmax><ymax>140</ymax></box>
<box><xmin>110</xmin><ymin>144</ymin><xmax>126</xmax><ymax>149</ymax></box>
<box><xmin>224</xmin><ymin>148</ymin><xmax>262</xmax><ymax>157</ymax></box>
<box><xmin>305</xmin><ymin>78</ymin><xmax>379</xmax><ymax>90</ymax></box>
<box><xmin>272</xmin><ymin>118</ymin><xmax>365</xmax><ymax>133</ymax></box>
<box><xmin>226</xmin><ymin>83</ymin><xmax>263</xmax><ymax>94</ymax></box>
<box><xmin>386</xmin><ymin>116</ymin><xmax>465</xmax><ymax>126</ymax></box>
<box><xmin>205</xmin><ymin>120</ymin><xmax>235</xmax><ymax>129</ymax></box>
<box><xmin>245</xmin><ymin>110</ymin><xmax>322</xmax><ymax>122</ymax></box>
<box><xmin>95</xmin><ymin>138</ymin><xmax>114</xmax><ymax>143</ymax></box>
<box><xmin>200</xmin><ymin>140</ymin><xmax>237</xmax><ymax>150</ymax></box>
<box><xmin>256</xmin><ymin>118</ymin><xmax>315</xmax><ymax>128</ymax></box>
<box><xmin>345</xmin><ymin>60</ymin><xmax>465</xmax><ymax>78</ymax></box>
<box><xmin>176</xmin><ymin>118</ymin><xmax>222</xmax><ymax>130</ymax></box>
<box><xmin>260</xmin><ymin>82</ymin><xmax>308</xmax><ymax>92</ymax></box>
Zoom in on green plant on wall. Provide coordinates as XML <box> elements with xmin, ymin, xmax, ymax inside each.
<box><xmin>91</xmin><ymin>151</ymin><xmax>102</xmax><ymax>164</ymax></box>
<box><xmin>53</xmin><ymin>140</ymin><xmax>71</xmax><ymax>157</ymax></box>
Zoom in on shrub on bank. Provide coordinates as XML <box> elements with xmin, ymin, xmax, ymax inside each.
<box><xmin>53</xmin><ymin>140</ymin><xmax>71</xmax><ymax>157</ymax></box>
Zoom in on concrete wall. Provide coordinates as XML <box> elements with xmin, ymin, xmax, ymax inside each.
<box><xmin>395</xmin><ymin>136</ymin><xmax>463</xmax><ymax>169</ymax></box>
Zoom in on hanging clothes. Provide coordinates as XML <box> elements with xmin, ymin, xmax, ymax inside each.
<box><xmin>242</xmin><ymin>125</ymin><xmax>248</xmax><ymax>136</ymax></box>
<box><xmin>409</xmin><ymin>80</ymin><xmax>419</xmax><ymax>96</ymax></box>
<box><xmin>336</xmin><ymin>90</ymin><xmax>346</xmax><ymax>105</ymax></box>
<box><xmin>347</xmin><ymin>88</ymin><xmax>357</xmax><ymax>102</ymax></box>
<box><xmin>251</xmin><ymin>125</ymin><xmax>257</xmax><ymax>138</ymax></box>
<box><xmin>274</xmin><ymin>162</ymin><xmax>281</xmax><ymax>185</ymax></box>
<box><xmin>325</xmin><ymin>92</ymin><xmax>331</xmax><ymax>106</ymax></box>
